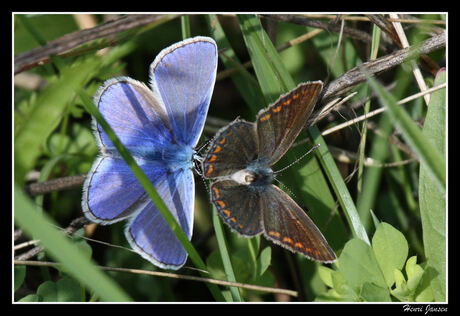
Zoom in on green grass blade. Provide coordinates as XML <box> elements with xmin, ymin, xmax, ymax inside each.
<box><xmin>357</xmin><ymin>25</ymin><xmax>381</xmax><ymax>195</ymax></box>
<box><xmin>310</xmin><ymin>127</ymin><xmax>370</xmax><ymax>244</ymax></box>
<box><xmin>14</xmin><ymin>184</ymin><xmax>132</xmax><ymax>302</ymax></box>
<box><xmin>212</xmin><ymin>207</ymin><xmax>243</xmax><ymax>301</ymax></box>
<box><xmin>78</xmin><ymin>90</ymin><xmax>225</xmax><ymax>302</ymax></box>
<box><xmin>237</xmin><ymin>14</ymin><xmax>295</xmax><ymax>100</ymax></box>
<box><xmin>365</xmin><ymin>70</ymin><xmax>446</xmax><ymax>191</ymax></box>
<box><xmin>356</xmin><ymin>67</ymin><xmax>413</xmax><ymax>231</ymax></box>
<box><xmin>180</xmin><ymin>15</ymin><xmax>191</xmax><ymax>39</ymax></box>
<box><xmin>419</xmin><ymin>69</ymin><xmax>446</xmax><ymax>301</ymax></box>
<box><xmin>205</xmin><ymin>14</ymin><xmax>266</xmax><ymax>113</ymax></box>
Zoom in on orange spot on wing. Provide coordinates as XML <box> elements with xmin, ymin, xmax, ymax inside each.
<box><xmin>212</xmin><ymin>186</ymin><xmax>220</xmax><ymax>199</ymax></box>
<box><xmin>219</xmin><ymin>137</ymin><xmax>226</xmax><ymax>144</ymax></box>
<box><xmin>213</xmin><ymin>145</ymin><xmax>222</xmax><ymax>153</ymax></box>
<box><xmin>282</xmin><ymin>237</ymin><xmax>294</xmax><ymax>245</ymax></box>
<box><xmin>268</xmin><ymin>231</ymin><xmax>281</xmax><ymax>238</ymax></box>
<box><xmin>222</xmin><ymin>209</ymin><xmax>231</xmax><ymax>217</ymax></box>
<box><xmin>216</xmin><ymin>200</ymin><xmax>226</xmax><ymax>208</ymax></box>
<box><xmin>205</xmin><ymin>165</ymin><xmax>214</xmax><ymax>177</ymax></box>
<box><xmin>294</xmin><ymin>242</ymin><xmax>304</xmax><ymax>249</ymax></box>
<box><xmin>230</xmin><ymin>217</ymin><xmax>237</xmax><ymax>223</ymax></box>
<box><xmin>259</xmin><ymin>113</ymin><xmax>271</xmax><ymax>122</ymax></box>
<box><xmin>208</xmin><ymin>155</ymin><xmax>217</xmax><ymax>162</ymax></box>
<box><xmin>272</xmin><ymin>105</ymin><xmax>282</xmax><ymax>112</ymax></box>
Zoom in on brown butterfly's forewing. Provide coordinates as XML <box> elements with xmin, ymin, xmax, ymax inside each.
<box><xmin>202</xmin><ymin>120</ymin><xmax>257</xmax><ymax>179</ymax></box>
<box><xmin>256</xmin><ymin>81</ymin><xmax>323</xmax><ymax>165</ymax></box>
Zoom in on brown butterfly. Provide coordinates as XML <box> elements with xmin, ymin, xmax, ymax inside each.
<box><xmin>201</xmin><ymin>81</ymin><xmax>336</xmax><ymax>263</ymax></box>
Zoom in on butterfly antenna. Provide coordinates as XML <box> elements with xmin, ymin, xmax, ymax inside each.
<box><xmin>273</xmin><ymin>143</ymin><xmax>321</xmax><ymax>175</ymax></box>
<box><xmin>196</xmin><ymin>138</ymin><xmax>212</xmax><ymax>154</ymax></box>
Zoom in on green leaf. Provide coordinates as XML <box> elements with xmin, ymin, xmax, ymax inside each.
<box><xmin>360</xmin><ymin>282</ymin><xmax>391</xmax><ymax>302</ymax></box>
<box><xmin>339</xmin><ymin>238</ymin><xmax>387</xmax><ymax>294</ymax></box>
<box><xmin>14</xmin><ymin>265</ymin><xmax>26</xmax><ymax>292</ymax></box>
<box><xmin>406</xmin><ymin>257</ymin><xmax>424</xmax><ymax>293</ymax></box>
<box><xmin>393</xmin><ymin>268</ymin><xmax>406</xmax><ymax>288</ymax></box>
<box><xmin>37</xmin><ymin>281</ymin><xmax>58</xmax><ymax>302</ymax></box>
<box><xmin>56</xmin><ymin>277</ymin><xmax>83</xmax><ymax>302</ymax></box>
<box><xmin>18</xmin><ymin>294</ymin><xmax>40</xmax><ymax>302</ymax></box>
<box><xmin>14</xmin><ymin>57</ymin><xmax>100</xmax><ymax>184</ymax></box>
<box><xmin>372</xmin><ymin>222</ymin><xmax>409</xmax><ymax>287</ymax></box>
<box><xmin>255</xmin><ymin>247</ymin><xmax>272</xmax><ymax>278</ymax></box>
<box><xmin>330</xmin><ymin>269</ymin><xmax>359</xmax><ymax>301</ymax></box>
<box><xmin>37</xmin><ymin>277</ymin><xmax>82</xmax><ymax>302</ymax></box>
<box><xmin>415</xmin><ymin>264</ymin><xmax>435</xmax><ymax>302</ymax></box>
<box><xmin>206</xmin><ymin>249</ymin><xmax>228</xmax><ymax>281</ymax></box>
<box><xmin>419</xmin><ymin>68</ymin><xmax>446</xmax><ymax>302</ymax></box>
<box><xmin>318</xmin><ymin>265</ymin><xmax>334</xmax><ymax>288</ymax></box>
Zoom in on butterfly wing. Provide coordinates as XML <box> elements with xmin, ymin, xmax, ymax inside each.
<box><xmin>82</xmin><ymin>156</ymin><xmax>156</xmax><ymax>224</ymax></box>
<box><xmin>91</xmin><ymin>77</ymin><xmax>174</xmax><ymax>155</ymax></box>
<box><xmin>256</xmin><ymin>81</ymin><xmax>323</xmax><ymax>165</ymax></box>
<box><xmin>149</xmin><ymin>36</ymin><xmax>218</xmax><ymax>147</ymax></box>
<box><xmin>260</xmin><ymin>184</ymin><xmax>336</xmax><ymax>263</ymax></box>
<box><xmin>210</xmin><ymin>180</ymin><xmax>263</xmax><ymax>237</ymax></box>
<box><xmin>83</xmin><ymin>78</ymin><xmax>175</xmax><ymax>223</ymax></box>
<box><xmin>125</xmin><ymin>168</ymin><xmax>195</xmax><ymax>270</ymax></box>
<box><xmin>202</xmin><ymin>119</ymin><xmax>258</xmax><ymax>179</ymax></box>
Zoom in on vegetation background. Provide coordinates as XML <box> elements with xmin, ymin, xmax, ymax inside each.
<box><xmin>14</xmin><ymin>13</ymin><xmax>446</xmax><ymax>302</ymax></box>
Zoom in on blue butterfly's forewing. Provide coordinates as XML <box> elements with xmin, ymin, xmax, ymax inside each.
<box><xmin>92</xmin><ymin>77</ymin><xmax>174</xmax><ymax>153</ymax></box>
<box><xmin>150</xmin><ymin>37</ymin><xmax>218</xmax><ymax>147</ymax></box>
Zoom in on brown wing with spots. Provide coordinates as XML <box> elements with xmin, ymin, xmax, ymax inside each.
<box><xmin>202</xmin><ymin>119</ymin><xmax>257</xmax><ymax>179</ymax></box>
<box><xmin>261</xmin><ymin>184</ymin><xmax>336</xmax><ymax>263</ymax></box>
<box><xmin>209</xmin><ymin>180</ymin><xmax>263</xmax><ymax>236</ymax></box>
<box><xmin>256</xmin><ymin>81</ymin><xmax>323</xmax><ymax>166</ymax></box>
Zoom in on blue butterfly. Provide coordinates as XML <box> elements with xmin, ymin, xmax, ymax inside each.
<box><xmin>82</xmin><ymin>36</ymin><xmax>218</xmax><ymax>270</ymax></box>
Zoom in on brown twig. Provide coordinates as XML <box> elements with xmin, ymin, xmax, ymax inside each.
<box><xmin>259</xmin><ymin>14</ymin><xmax>390</xmax><ymax>51</ymax></box>
<box><xmin>27</xmin><ymin>174</ymin><xmax>87</xmax><ymax>196</ymax></box>
<box><xmin>14</xmin><ymin>14</ymin><xmax>176</xmax><ymax>74</ymax></box>
<box><xmin>366</xmin><ymin>14</ymin><xmax>440</xmax><ymax>77</ymax></box>
<box><xmin>15</xmin><ymin>260</ymin><xmax>298</xmax><ymax>297</ymax></box>
<box><xmin>320</xmin><ymin>32</ymin><xmax>445</xmax><ymax>103</ymax></box>
<box><xmin>14</xmin><ymin>216</ymin><xmax>90</xmax><ymax>261</ymax></box>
